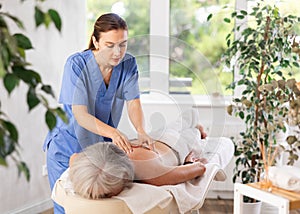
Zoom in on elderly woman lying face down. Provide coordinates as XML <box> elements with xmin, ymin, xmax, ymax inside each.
<box><xmin>69</xmin><ymin>124</ymin><xmax>208</xmax><ymax>200</ymax></box>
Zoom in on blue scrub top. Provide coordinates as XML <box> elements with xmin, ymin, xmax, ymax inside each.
<box><xmin>43</xmin><ymin>50</ymin><xmax>140</xmax><ymax>153</ymax></box>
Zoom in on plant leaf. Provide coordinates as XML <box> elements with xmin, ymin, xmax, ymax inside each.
<box><xmin>27</xmin><ymin>88</ymin><xmax>40</xmax><ymax>111</ymax></box>
<box><xmin>13</xmin><ymin>66</ymin><xmax>41</xmax><ymax>86</ymax></box>
<box><xmin>293</xmin><ymin>61</ymin><xmax>299</xmax><ymax>67</ymax></box>
<box><xmin>3</xmin><ymin>121</ymin><xmax>18</xmax><ymax>142</ymax></box>
<box><xmin>0</xmin><ymin>157</ymin><xmax>7</xmax><ymax>166</ymax></box>
<box><xmin>207</xmin><ymin>13</ymin><xmax>213</xmax><ymax>22</ymax></box>
<box><xmin>0</xmin><ymin>49</ymin><xmax>6</xmax><ymax>78</ymax></box>
<box><xmin>34</xmin><ymin>6</ymin><xmax>45</xmax><ymax>27</ymax></box>
<box><xmin>240</xmin><ymin>10</ymin><xmax>248</xmax><ymax>16</ymax></box>
<box><xmin>224</xmin><ymin>18</ymin><xmax>231</xmax><ymax>23</ymax></box>
<box><xmin>3</xmin><ymin>73</ymin><xmax>19</xmax><ymax>94</ymax></box>
<box><xmin>13</xmin><ymin>33</ymin><xmax>33</xmax><ymax>50</ymax></box>
<box><xmin>41</xmin><ymin>85</ymin><xmax>55</xmax><ymax>97</ymax></box>
<box><xmin>239</xmin><ymin>111</ymin><xmax>245</xmax><ymax>119</ymax></box>
<box><xmin>0</xmin><ymin>131</ymin><xmax>8</xmax><ymax>166</ymax></box>
<box><xmin>45</xmin><ymin>110</ymin><xmax>56</xmax><ymax>130</ymax></box>
<box><xmin>43</xmin><ymin>13</ymin><xmax>52</xmax><ymax>28</ymax></box>
<box><xmin>48</xmin><ymin>9</ymin><xmax>62</xmax><ymax>31</ymax></box>
<box><xmin>1</xmin><ymin>12</ymin><xmax>24</xmax><ymax>29</ymax></box>
<box><xmin>17</xmin><ymin>161</ymin><xmax>30</xmax><ymax>181</ymax></box>
<box><xmin>1</xmin><ymin>133</ymin><xmax>15</xmax><ymax>156</ymax></box>
<box><xmin>55</xmin><ymin>107</ymin><xmax>68</xmax><ymax>124</ymax></box>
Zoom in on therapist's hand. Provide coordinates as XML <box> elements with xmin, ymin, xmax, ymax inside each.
<box><xmin>137</xmin><ymin>131</ymin><xmax>155</xmax><ymax>152</ymax></box>
<box><xmin>111</xmin><ymin>129</ymin><xmax>133</xmax><ymax>154</ymax></box>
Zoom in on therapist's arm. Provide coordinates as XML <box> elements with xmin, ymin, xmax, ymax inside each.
<box><xmin>127</xmin><ymin>99</ymin><xmax>154</xmax><ymax>149</ymax></box>
<box><xmin>72</xmin><ymin>105</ymin><xmax>132</xmax><ymax>153</ymax></box>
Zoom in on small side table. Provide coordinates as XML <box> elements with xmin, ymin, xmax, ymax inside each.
<box><xmin>234</xmin><ymin>182</ymin><xmax>300</xmax><ymax>214</ymax></box>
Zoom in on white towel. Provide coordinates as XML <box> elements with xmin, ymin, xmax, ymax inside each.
<box><xmin>114</xmin><ymin>183</ymin><xmax>173</xmax><ymax>214</ymax></box>
<box><xmin>161</xmin><ymin>163</ymin><xmax>225</xmax><ymax>213</ymax></box>
<box><xmin>51</xmin><ymin>168</ymin><xmax>74</xmax><ymax>200</ymax></box>
<box><xmin>149</xmin><ymin>108</ymin><xmax>202</xmax><ymax>164</ymax></box>
<box><xmin>269</xmin><ymin>165</ymin><xmax>300</xmax><ymax>192</ymax></box>
<box><xmin>114</xmin><ymin>163</ymin><xmax>225</xmax><ymax>214</ymax></box>
<box><xmin>150</xmin><ymin>108</ymin><xmax>234</xmax><ymax>167</ymax></box>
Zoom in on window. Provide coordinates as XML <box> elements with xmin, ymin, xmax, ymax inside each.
<box><xmin>86</xmin><ymin>0</ymin><xmax>236</xmax><ymax>97</ymax></box>
<box><xmin>169</xmin><ymin>0</ymin><xmax>235</xmax><ymax>95</ymax></box>
<box><xmin>87</xmin><ymin>1</ymin><xmax>299</xmax><ymax>100</ymax></box>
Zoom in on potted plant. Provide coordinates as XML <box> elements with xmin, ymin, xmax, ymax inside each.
<box><xmin>0</xmin><ymin>2</ymin><xmax>66</xmax><ymax>180</ymax></box>
<box><xmin>221</xmin><ymin>0</ymin><xmax>300</xmax><ymax>201</ymax></box>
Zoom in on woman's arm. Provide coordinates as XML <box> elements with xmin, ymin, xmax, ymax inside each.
<box><xmin>126</xmin><ymin>98</ymin><xmax>145</xmax><ymax>133</ymax></box>
<box><xmin>128</xmin><ymin>148</ymin><xmax>206</xmax><ymax>186</ymax></box>
<box><xmin>143</xmin><ymin>162</ymin><xmax>206</xmax><ymax>186</ymax></box>
<box><xmin>127</xmin><ymin>99</ymin><xmax>154</xmax><ymax>150</ymax></box>
<box><xmin>72</xmin><ymin>105</ymin><xmax>132</xmax><ymax>153</ymax></box>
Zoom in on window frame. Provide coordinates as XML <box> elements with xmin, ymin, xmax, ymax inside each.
<box><xmin>145</xmin><ymin>0</ymin><xmax>247</xmax><ymax>106</ymax></box>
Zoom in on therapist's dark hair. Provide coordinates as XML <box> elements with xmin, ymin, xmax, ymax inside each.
<box><xmin>88</xmin><ymin>13</ymin><xmax>128</xmax><ymax>50</ymax></box>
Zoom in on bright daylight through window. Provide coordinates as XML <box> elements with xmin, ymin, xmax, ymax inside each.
<box><xmin>86</xmin><ymin>0</ymin><xmax>299</xmax><ymax>97</ymax></box>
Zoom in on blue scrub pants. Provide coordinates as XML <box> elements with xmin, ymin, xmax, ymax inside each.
<box><xmin>46</xmin><ymin>131</ymin><xmax>82</xmax><ymax>214</ymax></box>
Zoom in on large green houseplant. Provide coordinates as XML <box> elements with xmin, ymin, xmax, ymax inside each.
<box><xmin>0</xmin><ymin>1</ymin><xmax>66</xmax><ymax>180</ymax></box>
<box><xmin>222</xmin><ymin>1</ymin><xmax>300</xmax><ymax>187</ymax></box>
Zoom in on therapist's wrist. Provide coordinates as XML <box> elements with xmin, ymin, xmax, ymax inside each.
<box><xmin>136</xmin><ymin>128</ymin><xmax>146</xmax><ymax>135</ymax></box>
<box><xmin>106</xmin><ymin>127</ymin><xmax>119</xmax><ymax>139</ymax></box>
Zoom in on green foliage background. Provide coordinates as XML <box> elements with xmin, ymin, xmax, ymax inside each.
<box><xmin>87</xmin><ymin>0</ymin><xmax>234</xmax><ymax>95</ymax></box>
<box><xmin>86</xmin><ymin>0</ymin><xmax>300</xmax><ymax>95</ymax></box>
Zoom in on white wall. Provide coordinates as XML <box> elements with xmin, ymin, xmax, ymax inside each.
<box><xmin>0</xmin><ymin>0</ymin><xmax>86</xmax><ymax>213</ymax></box>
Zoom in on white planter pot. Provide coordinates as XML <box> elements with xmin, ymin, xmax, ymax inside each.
<box><xmin>242</xmin><ymin>201</ymin><xmax>262</xmax><ymax>214</ymax></box>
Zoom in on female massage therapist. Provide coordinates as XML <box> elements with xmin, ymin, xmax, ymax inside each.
<box><xmin>43</xmin><ymin>13</ymin><xmax>152</xmax><ymax>214</ymax></box>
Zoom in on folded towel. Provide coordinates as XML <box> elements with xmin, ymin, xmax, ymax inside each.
<box><xmin>115</xmin><ymin>163</ymin><xmax>225</xmax><ymax>214</ymax></box>
<box><xmin>269</xmin><ymin>165</ymin><xmax>300</xmax><ymax>192</ymax></box>
<box><xmin>161</xmin><ymin>163</ymin><xmax>225</xmax><ymax>213</ymax></box>
<box><xmin>114</xmin><ymin>183</ymin><xmax>173</xmax><ymax>214</ymax></box>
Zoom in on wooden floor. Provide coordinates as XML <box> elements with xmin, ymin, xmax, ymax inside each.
<box><xmin>199</xmin><ymin>198</ymin><xmax>233</xmax><ymax>213</ymax></box>
<box><xmin>40</xmin><ymin>198</ymin><xmax>300</xmax><ymax>214</ymax></box>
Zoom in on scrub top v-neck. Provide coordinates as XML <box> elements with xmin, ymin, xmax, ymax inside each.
<box><xmin>43</xmin><ymin>49</ymin><xmax>140</xmax><ymax>153</ymax></box>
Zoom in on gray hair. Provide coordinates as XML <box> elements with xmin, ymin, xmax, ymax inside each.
<box><xmin>69</xmin><ymin>142</ymin><xmax>134</xmax><ymax>199</ymax></box>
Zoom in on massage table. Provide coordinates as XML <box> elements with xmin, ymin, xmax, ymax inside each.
<box><xmin>52</xmin><ymin>136</ymin><xmax>234</xmax><ymax>214</ymax></box>
<box><xmin>53</xmin><ymin>179</ymin><xmax>178</xmax><ymax>213</ymax></box>
<box><xmin>52</xmin><ymin>163</ymin><xmax>225</xmax><ymax>214</ymax></box>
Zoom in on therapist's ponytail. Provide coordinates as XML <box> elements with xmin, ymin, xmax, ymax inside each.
<box><xmin>88</xmin><ymin>13</ymin><xmax>128</xmax><ymax>50</ymax></box>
